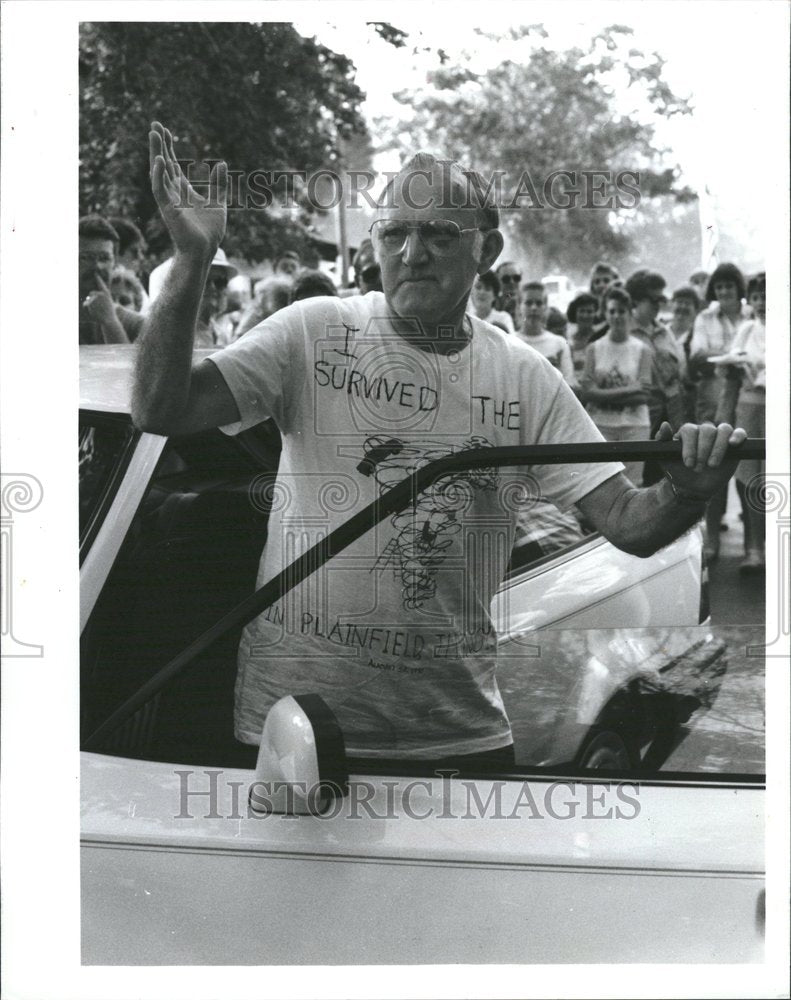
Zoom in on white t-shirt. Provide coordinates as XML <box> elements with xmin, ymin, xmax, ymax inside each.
<box><xmin>210</xmin><ymin>292</ymin><xmax>622</xmax><ymax>757</ymax></box>
<box><xmin>729</xmin><ymin>318</ymin><xmax>766</xmax><ymax>401</ymax></box>
<box><xmin>582</xmin><ymin>335</ymin><xmax>652</xmax><ymax>428</ymax></box>
<box><xmin>515</xmin><ymin>329</ymin><xmax>576</xmax><ymax>385</ymax></box>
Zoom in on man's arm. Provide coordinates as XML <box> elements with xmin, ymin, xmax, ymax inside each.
<box><xmin>131</xmin><ymin>121</ymin><xmax>238</xmax><ymax>436</ymax></box>
<box><xmin>576</xmin><ymin>421</ymin><xmax>747</xmax><ymax>557</ymax></box>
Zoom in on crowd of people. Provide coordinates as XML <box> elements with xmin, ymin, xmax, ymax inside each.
<box><xmin>79</xmin><ymin>202</ymin><xmax>765</xmax><ymax>576</ymax></box>
<box><xmin>470</xmin><ymin>257</ymin><xmax>765</xmax><ymax>573</ymax></box>
<box><xmin>79</xmin><ymin>213</ymin><xmax>383</xmax><ymax>349</ymax></box>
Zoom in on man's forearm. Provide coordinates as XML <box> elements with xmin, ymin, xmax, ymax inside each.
<box><xmin>601</xmin><ymin>475</ymin><xmax>707</xmax><ymax>557</ymax></box>
<box><xmin>131</xmin><ymin>249</ymin><xmax>212</xmax><ymax>433</ymax></box>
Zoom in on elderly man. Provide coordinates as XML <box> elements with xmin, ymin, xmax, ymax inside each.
<box><xmin>133</xmin><ymin>122</ymin><xmax>745</xmax><ymax>765</ymax></box>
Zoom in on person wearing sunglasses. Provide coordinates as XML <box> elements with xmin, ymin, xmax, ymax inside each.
<box><xmin>147</xmin><ymin>247</ymin><xmax>238</xmax><ymax>347</ymax></box>
<box><xmin>133</xmin><ymin>122</ymin><xmax>746</xmax><ymax>765</ymax></box>
<box><xmin>495</xmin><ymin>261</ymin><xmax>524</xmax><ymax>329</ymax></box>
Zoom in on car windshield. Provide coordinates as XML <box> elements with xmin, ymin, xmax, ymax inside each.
<box><xmin>80</xmin><ymin>420</ymin><xmax>765</xmax><ymax>781</ymax></box>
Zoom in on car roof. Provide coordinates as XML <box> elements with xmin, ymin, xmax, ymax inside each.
<box><xmin>80</xmin><ymin>344</ymin><xmax>216</xmax><ymax>413</ymax></box>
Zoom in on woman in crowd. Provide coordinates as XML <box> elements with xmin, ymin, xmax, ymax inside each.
<box><xmin>469</xmin><ymin>271</ymin><xmax>514</xmax><ymax>333</ymax></box>
<box><xmin>688</xmin><ymin>262</ymin><xmax>752</xmax><ymax>558</ymax></box>
<box><xmin>716</xmin><ymin>273</ymin><xmax>766</xmax><ymax>574</ymax></box>
<box><xmin>580</xmin><ymin>287</ymin><xmax>653</xmax><ymax>486</ymax></box>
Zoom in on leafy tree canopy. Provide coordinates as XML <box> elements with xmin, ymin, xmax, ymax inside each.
<box><xmin>379</xmin><ymin>24</ymin><xmax>696</xmax><ymax>279</ymax></box>
<box><xmin>80</xmin><ymin>22</ymin><xmax>367</xmax><ymax>262</ymax></box>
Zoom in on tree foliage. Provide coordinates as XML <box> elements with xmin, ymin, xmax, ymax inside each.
<box><xmin>79</xmin><ymin>22</ymin><xmax>367</xmax><ymax>261</ymax></box>
<box><xmin>380</xmin><ymin>25</ymin><xmax>695</xmax><ymax>279</ymax></box>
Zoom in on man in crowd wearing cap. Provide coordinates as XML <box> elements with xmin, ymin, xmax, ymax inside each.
<box><xmin>133</xmin><ymin>122</ymin><xmax>745</xmax><ymax>765</ymax></box>
<box><xmin>147</xmin><ymin>247</ymin><xmax>238</xmax><ymax>347</ymax></box>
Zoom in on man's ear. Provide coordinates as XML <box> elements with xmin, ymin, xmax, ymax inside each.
<box><xmin>477</xmin><ymin>229</ymin><xmax>504</xmax><ymax>275</ymax></box>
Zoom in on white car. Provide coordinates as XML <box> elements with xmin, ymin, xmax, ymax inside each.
<box><xmin>80</xmin><ymin>346</ymin><xmax>764</xmax><ymax>965</ymax></box>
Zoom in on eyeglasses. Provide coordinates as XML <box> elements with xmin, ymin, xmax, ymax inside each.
<box><xmin>499</xmin><ymin>273</ymin><xmax>522</xmax><ymax>284</ymax></box>
<box><xmin>369</xmin><ymin>219</ymin><xmax>481</xmax><ymax>257</ymax></box>
<box><xmin>79</xmin><ymin>252</ymin><xmax>113</xmax><ymax>265</ymax></box>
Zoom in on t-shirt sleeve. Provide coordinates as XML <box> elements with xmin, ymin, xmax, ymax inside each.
<box><xmin>208</xmin><ymin>302</ymin><xmax>302</xmax><ymax>435</ymax></box>
<box><xmin>527</xmin><ymin>372</ymin><xmax>624</xmax><ymax>512</ymax></box>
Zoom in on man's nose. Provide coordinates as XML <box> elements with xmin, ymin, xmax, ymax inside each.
<box><xmin>401</xmin><ymin>230</ymin><xmax>429</xmax><ymax>266</ymax></box>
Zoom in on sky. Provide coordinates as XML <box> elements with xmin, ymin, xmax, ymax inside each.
<box><xmin>293</xmin><ymin>1</ymin><xmax>788</xmax><ymax>269</ymax></box>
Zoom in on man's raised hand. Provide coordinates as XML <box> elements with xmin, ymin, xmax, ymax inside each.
<box><xmin>149</xmin><ymin>121</ymin><xmax>227</xmax><ymax>258</ymax></box>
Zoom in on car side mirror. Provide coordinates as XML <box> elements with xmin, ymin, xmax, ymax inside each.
<box><xmin>249</xmin><ymin>694</ymin><xmax>349</xmax><ymax>815</ymax></box>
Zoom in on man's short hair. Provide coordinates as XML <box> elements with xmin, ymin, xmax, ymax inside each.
<box><xmin>689</xmin><ymin>269</ymin><xmax>709</xmax><ymax>284</ymax></box>
<box><xmin>107</xmin><ymin>217</ymin><xmax>145</xmax><ymax>255</ymax></box>
<box><xmin>277</xmin><ymin>250</ymin><xmax>301</xmax><ymax>266</ymax></box>
<box><xmin>705</xmin><ymin>262</ymin><xmax>746</xmax><ymax>302</ymax></box>
<box><xmin>671</xmin><ymin>285</ymin><xmax>701</xmax><ymax>310</ymax></box>
<box><xmin>590</xmin><ymin>261</ymin><xmax>619</xmax><ymax>281</ymax></box>
<box><xmin>566</xmin><ymin>292</ymin><xmax>599</xmax><ymax>322</ymax></box>
<box><xmin>476</xmin><ymin>271</ymin><xmax>501</xmax><ymax>296</ymax></box>
<box><xmin>625</xmin><ymin>269</ymin><xmax>666</xmax><ymax>304</ymax></box>
<box><xmin>522</xmin><ymin>281</ymin><xmax>546</xmax><ymax>299</ymax></box>
<box><xmin>379</xmin><ymin>151</ymin><xmax>499</xmax><ymax>231</ymax></box>
<box><xmin>79</xmin><ymin>214</ymin><xmax>119</xmax><ymax>248</ymax></box>
<box><xmin>290</xmin><ymin>269</ymin><xmax>338</xmax><ymax>303</ymax></box>
<box><xmin>496</xmin><ymin>261</ymin><xmax>521</xmax><ymax>275</ymax></box>
<box><xmin>604</xmin><ymin>286</ymin><xmax>633</xmax><ymax>311</ymax></box>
